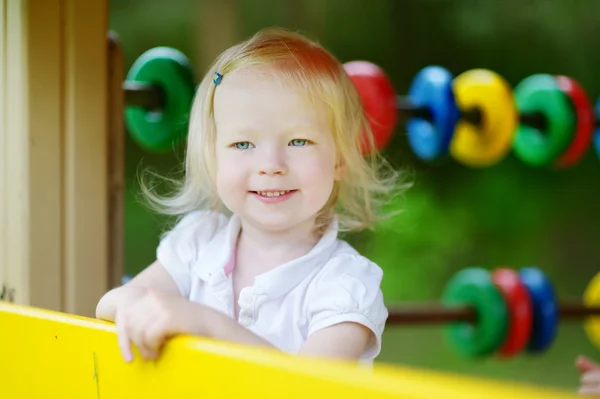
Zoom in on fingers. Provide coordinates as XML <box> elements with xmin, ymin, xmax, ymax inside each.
<box><xmin>578</xmin><ymin>356</ymin><xmax>600</xmax><ymax>374</ymax></box>
<box><xmin>116</xmin><ymin>308</ymin><xmax>133</xmax><ymax>362</ymax></box>
<box><xmin>579</xmin><ymin>387</ymin><xmax>600</xmax><ymax>397</ymax></box>
<box><xmin>582</xmin><ymin>371</ymin><xmax>600</xmax><ymax>385</ymax></box>
<box><xmin>115</xmin><ymin>292</ymin><xmax>175</xmax><ymax>362</ymax></box>
<box><xmin>579</xmin><ymin>385</ymin><xmax>600</xmax><ymax>397</ymax></box>
<box><xmin>127</xmin><ymin>309</ymin><xmax>161</xmax><ymax>360</ymax></box>
<box><xmin>116</xmin><ymin>297</ymin><xmax>156</xmax><ymax>362</ymax></box>
<box><xmin>143</xmin><ymin>321</ymin><xmax>171</xmax><ymax>358</ymax></box>
<box><xmin>579</xmin><ymin>370</ymin><xmax>600</xmax><ymax>397</ymax></box>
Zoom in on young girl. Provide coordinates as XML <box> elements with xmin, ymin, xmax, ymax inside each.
<box><xmin>96</xmin><ymin>27</ymin><xmax>403</xmax><ymax>364</ymax></box>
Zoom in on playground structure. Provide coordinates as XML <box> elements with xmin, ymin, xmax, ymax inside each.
<box><xmin>0</xmin><ymin>1</ymin><xmax>598</xmax><ymax>397</ymax></box>
<box><xmin>0</xmin><ymin>300</ymin><xmax>588</xmax><ymax>399</ymax></box>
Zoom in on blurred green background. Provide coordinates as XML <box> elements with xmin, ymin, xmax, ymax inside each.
<box><xmin>111</xmin><ymin>0</ymin><xmax>600</xmax><ymax>391</ymax></box>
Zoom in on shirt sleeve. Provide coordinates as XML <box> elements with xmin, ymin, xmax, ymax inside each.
<box><xmin>305</xmin><ymin>254</ymin><xmax>389</xmax><ymax>360</ymax></box>
<box><xmin>156</xmin><ymin>210</ymin><xmax>228</xmax><ymax>297</ymax></box>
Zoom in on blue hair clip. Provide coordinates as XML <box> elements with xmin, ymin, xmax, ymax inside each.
<box><xmin>213</xmin><ymin>72</ymin><xmax>223</xmax><ymax>86</ymax></box>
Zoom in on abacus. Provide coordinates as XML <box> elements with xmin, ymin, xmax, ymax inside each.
<box><xmin>118</xmin><ymin>47</ymin><xmax>600</xmax><ymax>360</ymax></box>
<box><xmin>385</xmin><ymin>267</ymin><xmax>600</xmax><ymax>359</ymax></box>
<box><xmin>121</xmin><ymin>47</ymin><xmax>600</xmax><ymax>171</ymax></box>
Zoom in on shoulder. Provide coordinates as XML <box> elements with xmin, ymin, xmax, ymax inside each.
<box><xmin>309</xmin><ymin>245</ymin><xmax>385</xmax><ymax>304</ymax></box>
<box><xmin>304</xmin><ymin>243</ymin><xmax>388</xmax><ymax>359</ymax></box>
<box><xmin>158</xmin><ymin>210</ymin><xmax>230</xmax><ymax>256</ymax></box>
<box><xmin>312</xmin><ymin>240</ymin><xmax>383</xmax><ymax>290</ymax></box>
<box><xmin>156</xmin><ymin>210</ymin><xmax>230</xmax><ymax>295</ymax></box>
<box><xmin>160</xmin><ymin>210</ymin><xmax>230</xmax><ymax>242</ymax></box>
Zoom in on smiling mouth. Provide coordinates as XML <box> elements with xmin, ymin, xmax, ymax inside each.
<box><xmin>250</xmin><ymin>190</ymin><xmax>297</xmax><ymax>197</ymax></box>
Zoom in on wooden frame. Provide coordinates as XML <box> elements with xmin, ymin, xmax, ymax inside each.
<box><xmin>0</xmin><ymin>0</ymin><xmax>109</xmax><ymax>316</ymax></box>
<box><xmin>108</xmin><ymin>31</ymin><xmax>125</xmax><ymax>290</ymax></box>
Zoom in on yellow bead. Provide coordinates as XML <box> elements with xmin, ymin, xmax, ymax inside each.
<box><xmin>450</xmin><ymin>69</ymin><xmax>517</xmax><ymax>167</ymax></box>
<box><xmin>585</xmin><ymin>272</ymin><xmax>600</xmax><ymax>351</ymax></box>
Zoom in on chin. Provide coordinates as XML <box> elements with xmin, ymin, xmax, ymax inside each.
<box><xmin>248</xmin><ymin>216</ymin><xmax>299</xmax><ymax>232</ymax></box>
<box><xmin>243</xmin><ymin>210</ymin><xmax>314</xmax><ymax>233</ymax></box>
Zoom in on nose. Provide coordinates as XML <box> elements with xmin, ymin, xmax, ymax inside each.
<box><xmin>258</xmin><ymin>146</ymin><xmax>288</xmax><ymax>176</ymax></box>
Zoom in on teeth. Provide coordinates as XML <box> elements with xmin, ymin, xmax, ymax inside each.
<box><xmin>258</xmin><ymin>190</ymin><xmax>290</xmax><ymax>197</ymax></box>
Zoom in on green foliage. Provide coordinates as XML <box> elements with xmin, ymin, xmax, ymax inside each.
<box><xmin>347</xmin><ymin>184</ymin><xmax>475</xmax><ymax>302</ymax></box>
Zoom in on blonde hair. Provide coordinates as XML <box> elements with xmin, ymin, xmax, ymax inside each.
<box><xmin>142</xmin><ymin>27</ymin><xmax>408</xmax><ymax>234</ymax></box>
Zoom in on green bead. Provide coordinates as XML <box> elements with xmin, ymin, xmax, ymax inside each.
<box><xmin>513</xmin><ymin>74</ymin><xmax>575</xmax><ymax>167</ymax></box>
<box><xmin>124</xmin><ymin>47</ymin><xmax>196</xmax><ymax>152</ymax></box>
<box><xmin>442</xmin><ymin>268</ymin><xmax>508</xmax><ymax>358</ymax></box>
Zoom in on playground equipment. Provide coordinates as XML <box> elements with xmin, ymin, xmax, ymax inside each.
<box><xmin>1</xmin><ymin>266</ymin><xmax>598</xmax><ymax>397</ymax></box>
<box><xmin>0</xmin><ymin>0</ymin><xmax>110</xmax><ymax>316</ymax></box>
<box><xmin>0</xmin><ymin>301</ymin><xmax>587</xmax><ymax>398</ymax></box>
<box><xmin>385</xmin><ymin>267</ymin><xmax>600</xmax><ymax>359</ymax></box>
<box><xmin>6</xmin><ymin>264</ymin><xmax>598</xmax><ymax>360</ymax></box>
<box><xmin>121</xmin><ymin>47</ymin><xmax>600</xmax><ymax>171</ymax></box>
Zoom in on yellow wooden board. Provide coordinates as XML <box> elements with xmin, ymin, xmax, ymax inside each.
<box><xmin>0</xmin><ymin>302</ymin><xmax>580</xmax><ymax>398</ymax></box>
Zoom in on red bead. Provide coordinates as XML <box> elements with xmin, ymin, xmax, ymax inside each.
<box><xmin>554</xmin><ymin>75</ymin><xmax>594</xmax><ymax>168</ymax></box>
<box><xmin>344</xmin><ymin>61</ymin><xmax>397</xmax><ymax>154</ymax></box>
<box><xmin>491</xmin><ymin>268</ymin><xmax>534</xmax><ymax>357</ymax></box>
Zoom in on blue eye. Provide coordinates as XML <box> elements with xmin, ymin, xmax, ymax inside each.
<box><xmin>290</xmin><ymin>139</ymin><xmax>309</xmax><ymax>146</ymax></box>
<box><xmin>233</xmin><ymin>142</ymin><xmax>254</xmax><ymax>150</ymax></box>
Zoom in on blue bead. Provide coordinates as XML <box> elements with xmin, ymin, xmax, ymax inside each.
<box><xmin>406</xmin><ymin>66</ymin><xmax>459</xmax><ymax>161</ymax></box>
<box><xmin>519</xmin><ymin>267</ymin><xmax>558</xmax><ymax>353</ymax></box>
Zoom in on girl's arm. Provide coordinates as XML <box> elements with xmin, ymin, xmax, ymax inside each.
<box><xmin>298</xmin><ymin>322</ymin><xmax>371</xmax><ymax>360</ymax></box>
<box><xmin>95</xmin><ymin>260</ymin><xmax>180</xmax><ymax>322</ymax></box>
<box><xmin>117</xmin><ymin>291</ymin><xmax>370</xmax><ymax>362</ymax></box>
<box><xmin>113</xmin><ymin>290</ymin><xmax>276</xmax><ymax>361</ymax></box>
<box><xmin>200</xmin><ymin>308</ymin><xmax>370</xmax><ymax>360</ymax></box>
<box><xmin>199</xmin><ymin>306</ymin><xmax>277</xmax><ymax>349</ymax></box>
<box><xmin>201</xmin><ymin>308</ymin><xmax>370</xmax><ymax>360</ymax></box>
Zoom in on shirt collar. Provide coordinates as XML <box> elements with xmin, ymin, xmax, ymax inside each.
<box><xmin>193</xmin><ymin>214</ymin><xmax>241</xmax><ymax>281</ymax></box>
<box><xmin>193</xmin><ymin>214</ymin><xmax>339</xmax><ymax>298</ymax></box>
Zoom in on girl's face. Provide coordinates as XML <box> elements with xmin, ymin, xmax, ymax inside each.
<box><xmin>213</xmin><ymin>67</ymin><xmax>342</xmax><ymax>234</ymax></box>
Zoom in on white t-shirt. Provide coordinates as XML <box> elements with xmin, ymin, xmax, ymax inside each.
<box><xmin>156</xmin><ymin>210</ymin><xmax>388</xmax><ymax>362</ymax></box>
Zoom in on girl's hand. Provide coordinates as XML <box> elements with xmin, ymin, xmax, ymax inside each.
<box><xmin>115</xmin><ymin>290</ymin><xmax>206</xmax><ymax>362</ymax></box>
<box><xmin>577</xmin><ymin>356</ymin><xmax>600</xmax><ymax>396</ymax></box>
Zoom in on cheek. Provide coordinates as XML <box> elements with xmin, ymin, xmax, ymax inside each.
<box><xmin>293</xmin><ymin>151</ymin><xmax>336</xmax><ymax>193</ymax></box>
<box><xmin>215</xmin><ymin>151</ymin><xmax>246</xmax><ymax>194</ymax></box>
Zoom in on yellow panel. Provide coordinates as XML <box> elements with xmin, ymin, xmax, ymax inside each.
<box><xmin>0</xmin><ymin>303</ymin><xmax>580</xmax><ymax>399</ymax></box>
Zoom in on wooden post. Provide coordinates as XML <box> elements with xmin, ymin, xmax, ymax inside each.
<box><xmin>0</xmin><ymin>0</ymin><xmax>109</xmax><ymax>316</ymax></box>
<box><xmin>1</xmin><ymin>0</ymin><xmax>63</xmax><ymax>311</ymax></box>
<box><xmin>62</xmin><ymin>0</ymin><xmax>109</xmax><ymax>316</ymax></box>
<box><xmin>0</xmin><ymin>0</ymin><xmax>6</xmax><ymax>301</ymax></box>
<box><xmin>107</xmin><ymin>31</ymin><xmax>125</xmax><ymax>290</ymax></box>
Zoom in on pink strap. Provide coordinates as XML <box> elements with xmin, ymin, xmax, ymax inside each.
<box><xmin>224</xmin><ymin>256</ymin><xmax>235</xmax><ymax>277</ymax></box>
<box><xmin>223</xmin><ymin>233</ymin><xmax>239</xmax><ymax>277</ymax></box>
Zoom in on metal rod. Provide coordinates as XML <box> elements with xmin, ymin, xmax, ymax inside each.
<box><xmin>123</xmin><ymin>81</ymin><xmax>164</xmax><ymax>110</ymax></box>
<box><xmin>386</xmin><ymin>301</ymin><xmax>600</xmax><ymax>325</ymax></box>
<box><xmin>396</xmin><ymin>96</ymin><xmax>550</xmax><ymax>130</ymax></box>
